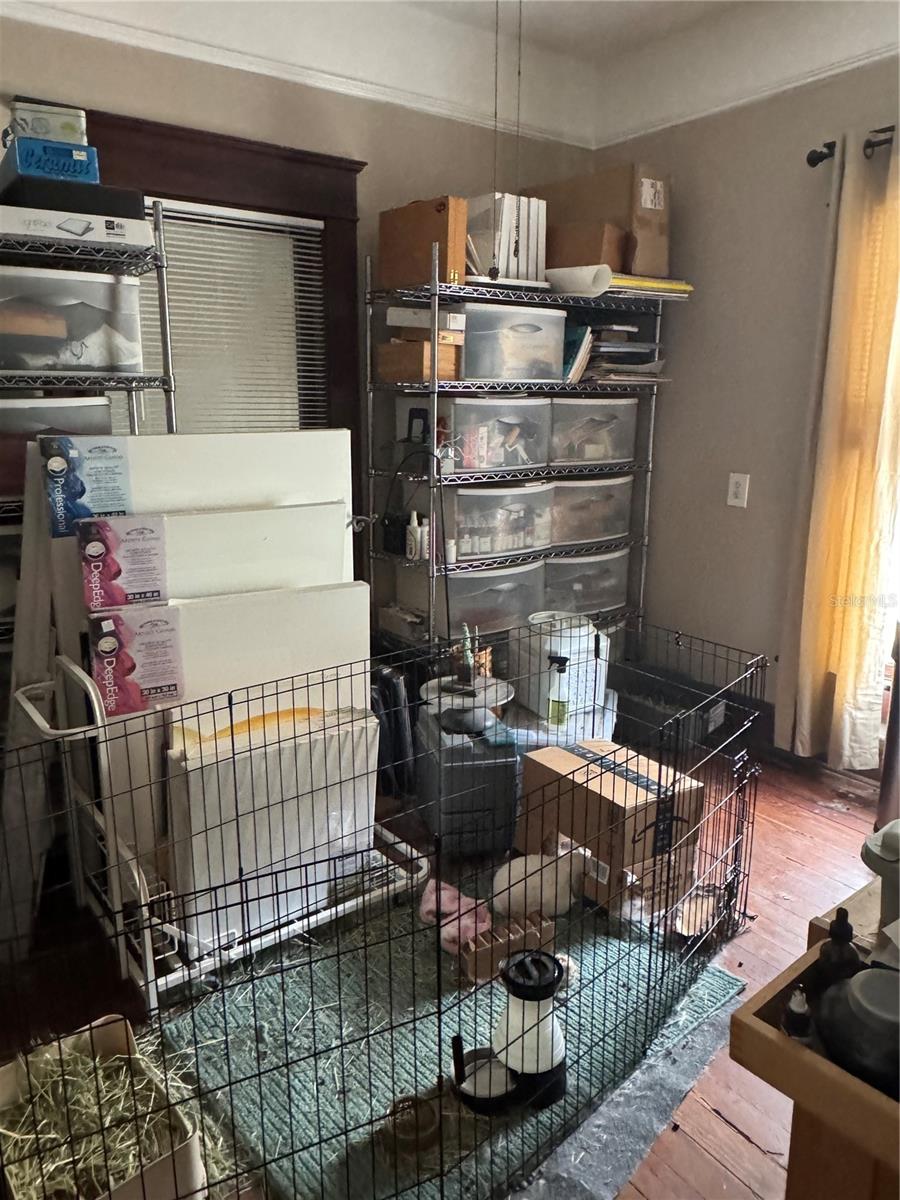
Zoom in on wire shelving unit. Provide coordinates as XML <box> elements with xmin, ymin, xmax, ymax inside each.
<box><xmin>365</xmin><ymin>244</ymin><xmax>691</xmax><ymax>643</ymax></box>
<box><xmin>0</xmin><ymin>200</ymin><xmax>177</xmax><ymax>434</ymax></box>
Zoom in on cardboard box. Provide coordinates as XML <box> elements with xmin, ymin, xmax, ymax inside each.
<box><xmin>546</xmin><ymin>220</ymin><xmax>627</xmax><ymax>272</ymax></box>
<box><xmin>378</xmin><ymin>195</ymin><xmax>467</xmax><ymax>288</ymax></box>
<box><xmin>515</xmin><ymin>738</ymin><xmax>704</xmax><ymax>907</ymax></box>
<box><xmin>529</xmin><ymin>164</ymin><xmax>669</xmax><ymax>278</ymax></box>
<box><xmin>0</xmin><ymin>1014</ymin><xmax>204</xmax><ymax>1200</ymax></box>
<box><xmin>0</xmin><ymin>204</ymin><xmax>153</xmax><ymax>250</ymax></box>
<box><xmin>376</xmin><ymin>339</ymin><xmax>460</xmax><ymax>383</ymax></box>
<box><xmin>390</xmin><ymin>326</ymin><xmax>465</xmax><ymax>347</ymax></box>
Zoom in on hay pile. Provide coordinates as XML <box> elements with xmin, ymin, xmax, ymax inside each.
<box><xmin>0</xmin><ymin>1044</ymin><xmax>188</xmax><ymax>1199</ymax></box>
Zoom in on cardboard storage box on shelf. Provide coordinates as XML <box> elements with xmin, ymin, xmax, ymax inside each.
<box><xmin>376</xmin><ymin>339</ymin><xmax>460</xmax><ymax>382</ymax></box>
<box><xmin>529</xmin><ymin>163</ymin><xmax>670</xmax><ymax>279</ymax></box>
<box><xmin>0</xmin><ymin>204</ymin><xmax>154</xmax><ymax>250</ymax></box>
<box><xmin>546</xmin><ymin>220</ymin><xmax>627</xmax><ymax>272</ymax></box>
<box><xmin>378</xmin><ymin>195</ymin><xmax>467</xmax><ymax>288</ymax></box>
<box><xmin>515</xmin><ymin>738</ymin><xmax>704</xmax><ymax>910</ymax></box>
<box><xmin>0</xmin><ymin>1014</ymin><xmax>204</xmax><ymax>1200</ymax></box>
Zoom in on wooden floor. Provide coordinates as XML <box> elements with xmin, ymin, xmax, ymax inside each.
<box><xmin>619</xmin><ymin>761</ymin><xmax>879</xmax><ymax>1200</ymax></box>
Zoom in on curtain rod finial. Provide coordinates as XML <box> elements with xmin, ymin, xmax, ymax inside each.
<box><xmin>807</xmin><ymin>140</ymin><xmax>836</xmax><ymax>168</ymax></box>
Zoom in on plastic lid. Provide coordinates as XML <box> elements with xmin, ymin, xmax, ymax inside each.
<box><xmin>500</xmin><ymin>950</ymin><xmax>564</xmax><ymax>1000</ymax></box>
<box><xmin>847</xmin><ymin>968</ymin><xmax>900</xmax><ymax>1032</ymax></box>
<box><xmin>864</xmin><ymin>819</ymin><xmax>900</xmax><ymax>863</ymax></box>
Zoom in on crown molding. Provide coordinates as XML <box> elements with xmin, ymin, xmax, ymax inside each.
<box><xmin>592</xmin><ymin>42</ymin><xmax>899</xmax><ymax>151</ymax></box>
<box><xmin>0</xmin><ymin>2</ymin><xmax>595</xmax><ymax>149</ymax></box>
<box><xmin>3</xmin><ymin>2</ymin><xmax>896</xmax><ymax>154</ymax></box>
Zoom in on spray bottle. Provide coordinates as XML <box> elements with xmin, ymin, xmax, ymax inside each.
<box><xmin>547</xmin><ymin>654</ymin><xmax>570</xmax><ymax>726</ymax></box>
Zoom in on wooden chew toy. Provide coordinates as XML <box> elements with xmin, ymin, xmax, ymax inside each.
<box><xmin>461</xmin><ymin>912</ymin><xmax>556</xmax><ymax>983</ymax></box>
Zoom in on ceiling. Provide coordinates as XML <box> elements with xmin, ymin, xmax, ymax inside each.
<box><xmin>416</xmin><ymin>0</ymin><xmax>735</xmax><ymax>64</ymax></box>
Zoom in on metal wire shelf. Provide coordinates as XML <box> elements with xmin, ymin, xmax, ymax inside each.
<box><xmin>368</xmin><ymin>281</ymin><xmax>684</xmax><ymax>313</ymax></box>
<box><xmin>0</xmin><ymin>496</ymin><xmax>24</xmax><ymax>524</ymax></box>
<box><xmin>371</xmin><ymin>535</ymin><xmax>640</xmax><ymax>574</ymax></box>
<box><xmin>0</xmin><ymin>235</ymin><xmax>160</xmax><ymax>276</ymax></box>
<box><xmin>370</xmin><ymin>461</ymin><xmax>647</xmax><ymax>485</ymax></box>
<box><xmin>0</xmin><ymin>371</ymin><xmax>172</xmax><ymax>392</ymax></box>
<box><xmin>376</xmin><ymin>378</ymin><xmax>664</xmax><ymax>395</ymax></box>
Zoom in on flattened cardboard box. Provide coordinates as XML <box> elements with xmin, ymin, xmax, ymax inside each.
<box><xmin>516</xmin><ymin>738</ymin><xmax>703</xmax><ymax>908</ymax></box>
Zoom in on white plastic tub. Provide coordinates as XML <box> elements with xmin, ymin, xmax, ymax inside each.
<box><xmin>451</xmin><ymin>482</ymin><xmax>553</xmax><ymax>559</ymax></box>
<box><xmin>0</xmin><ymin>267</ymin><xmax>142</xmax><ymax>372</ymax></box>
<box><xmin>506</xmin><ymin>611</ymin><xmax>610</xmax><ymax>716</ymax></box>
<box><xmin>462</xmin><ymin>302</ymin><xmax>565</xmax><ymax>381</ymax></box>
<box><xmin>552</xmin><ymin>476</ymin><xmax>633</xmax><ymax>546</ymax></box>
<box><xmin>544</xmin><ymin>550</ymin><xmax>630</xmax><ymax>614</ymax></box>
<box><xmin>550</xmin><ymin>396</ymin><xmax>639</xmax><ymax>464</ymax></box>
<box><xmin>395</xmin><ymin>559</ymin><xmax>545</xmax><ymax>638</ymax></box>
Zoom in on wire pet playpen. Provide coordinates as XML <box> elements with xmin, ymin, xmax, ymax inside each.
<box><xmin>0</xmin><ymin>615</ymin><xmax>766</xmax><ymax>1200</ymax></box>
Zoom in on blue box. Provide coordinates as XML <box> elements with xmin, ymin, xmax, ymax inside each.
<box><xmin>0</xmin><ymin>138</ymin><xmax>100</xmax><ymax>190</ymax></box>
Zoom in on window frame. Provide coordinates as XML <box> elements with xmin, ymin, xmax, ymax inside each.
<box><xmin>87</xmin><ymin>109</ymin><xmax>365</xmax><ymax>486</ymax></box>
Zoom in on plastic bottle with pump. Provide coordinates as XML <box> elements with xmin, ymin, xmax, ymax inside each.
<box><xmin>405</xmin><ymin>511</ymin><xmax>420</xmax><ymax>560</ymax></box>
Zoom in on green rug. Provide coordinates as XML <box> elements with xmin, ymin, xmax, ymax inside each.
<box><xmin>162</xmin><ymin>888</ymin><xmax>743</xmax><ymax>1200</ymax></box>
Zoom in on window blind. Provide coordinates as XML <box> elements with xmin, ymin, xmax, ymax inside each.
<box><xmin>129</xmin><ymin>202</ymin><xmax>327</xmax><ymax>435</ymax></box>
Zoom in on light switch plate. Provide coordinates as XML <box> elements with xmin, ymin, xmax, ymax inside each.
<box><xmin>727</xmin><ymin>472</ymin><xmax>750</xmax><ymax>508</ymax></box>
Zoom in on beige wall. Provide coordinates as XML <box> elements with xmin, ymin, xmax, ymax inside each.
<box><xmin>585</xmin><ymin>58</ymin><xmax>898</xmax><ymax>677</ymax></box>
<box><xmin>1</xmin><ymin>15</ymin><xmax>896</xmax><ymax>677</ymax></box>
<box><xmin>0</xmin><ymin>16</ymin><xmax>593</xmax><ymax>254</ymax></box>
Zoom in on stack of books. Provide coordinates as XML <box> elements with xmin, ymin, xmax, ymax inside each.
<box><xmin>563</xmin><ymin>323</ymin><xmax>666</xmax><ymax>385</ymax></box>
<box><xmin>466</xmin><ymin>193</ymin><xmax>547</xmax><ymax>283</ymax></box>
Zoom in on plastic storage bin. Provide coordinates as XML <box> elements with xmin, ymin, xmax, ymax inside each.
<box><xmin>552</xmin><ymin>476</ymin><xmax>633</xmax><ymax>545</ymax></box>
<box><xmin>550</xmin><ymin>396</ymin><xmax>639</xmax><ymax>464</ymax></box>
<box><xmin>5</xmin><ymin>100</ymin><xmax>87</xmax><ymax>145</ymax></box>
<box><xmin>394</xmin><ymin>394</ymin><xmax>551</xmax><ymax>474</ymax></box>
<box><xmin>0</xmin><ymin>267</ymin><xmax>142</xmax><ymax>372</ymax></box>
<box><xmin>451</xmin><ymin>482</ymin><xmax>553</xmax><ymax>560</ymax></box>
<box><xmin>414</xmin><ymin>705</ymin><xmax>518</xmax><ymax>856</ymax></box>
<box><xmin>462</xmin><ymin>303</ymin><xmax>565</xmax><ymax>381</ymax></box>
<box><xmin>395</xmin><ymin>559</ymin><xmax>545</xmax><ymax>638</ymax></box>
<box><xmin>544</xmin><ymin>550</ymin><xmax>630</xmax><ymax>614</ymax></box>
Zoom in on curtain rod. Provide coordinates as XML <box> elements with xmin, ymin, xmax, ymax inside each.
<box><xmin>807</xmin><ymin>125</ymin><xmax>895</xmax><ymax>167</ymax></box>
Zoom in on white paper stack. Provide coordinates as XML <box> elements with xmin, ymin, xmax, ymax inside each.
<box><xmin>166</xmin><ymin>703</ymin><xmax>379</xmax><ymax>957</ymax></box>
<box><xmin>467</xmin><ymin>193</ymin><xmax>547</xmax><ymax>282</ymax></box>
